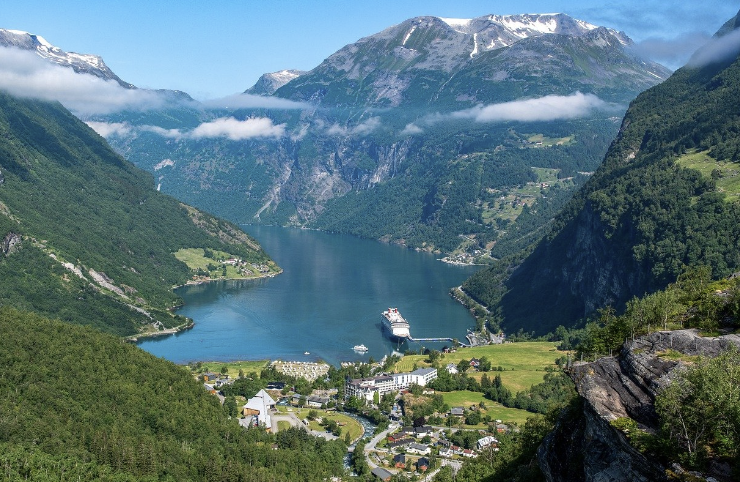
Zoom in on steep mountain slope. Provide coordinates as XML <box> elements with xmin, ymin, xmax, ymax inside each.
<box><xmin>0</xmin><ymin>91</ymin><xmax>278</xmax><ymax>336</ymax></box>
<box><xmin>464</xmin><ymin>11</ymin><xmax>740</xmax><ymax>334</ymax></box>
<box><xmin>89</xmin><ymin>13</ymin><xmax>668</xmax><ymax>256</ymax></box>
<box><xmin>0</xmin><ymin>307</ymin><xmax>346</xmax><ymax>481</ymax></box>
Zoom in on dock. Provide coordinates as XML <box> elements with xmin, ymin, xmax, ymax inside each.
<box><xmin>408</xmin><ymin>336</ymin><xmax>470</xmax><ymax>347</ymax></box>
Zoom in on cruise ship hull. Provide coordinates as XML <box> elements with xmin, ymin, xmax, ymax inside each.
<box><xmin>381</xmin><ymin>308</ymin><xmax>411</xmax><ymax>341</ymax></box>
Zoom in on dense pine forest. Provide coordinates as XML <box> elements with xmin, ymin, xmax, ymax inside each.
<box><xmin>0</xmin><ymin>308</ymin><xmax>347</xmax><ymax>481</ymax></box>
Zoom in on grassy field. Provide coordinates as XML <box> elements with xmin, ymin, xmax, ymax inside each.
<box><xmin>187</xmin><ymin>359</ymin><xmax>269</xmax><ymax>377</ymax></box>
<box><xmin>676</xmin><ymin>149</ymin><xmax>740</xmax><ymax>202</ymax></box>
<box><xmin>394</xmin><ymin>341</ymin><xmax>566</xmax><ymax>394</ymax></box>
<box><xmin>174</xmin><ymin>248</ymin><xmax>266</xmax><ymax>279</ymax></box>
<box><xmin>525</xmin><ymin>133</ymin><xmax>575</xmax><ymax>147</ymax></box>
<box><xmin>279</xmin><ymin>407</ymin><xmax>364</xmax><ymax>442</ymax></box>
<box><xmin>480</xmin><ymin>173</ymin><xmax>576</xmax><ymax>226</ymax></box>
<box><xmin>435</xmin><ymin>390</ymin><xmax>531</xmax><ymax>426</ymax></box>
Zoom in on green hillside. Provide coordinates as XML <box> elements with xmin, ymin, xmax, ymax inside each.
<box><xmin>0</xmin><ymin>92</ymin><xmax>278</xmax><ymax>336</ymax></box>
<box><xmin>463</xmin><ymin>21</ymin><xmax>740</xmax><ymax>334</ymax></box>
<box><xmin>0</xmin><ymin>307</ymin><xmax>346</xmax><ymax>481</ymax></box>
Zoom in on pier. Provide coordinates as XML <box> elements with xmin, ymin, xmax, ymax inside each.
<box><xmin>408</xmin><ymin>336</ymin><xmax>470</xmax><ymax>347</ymax></box>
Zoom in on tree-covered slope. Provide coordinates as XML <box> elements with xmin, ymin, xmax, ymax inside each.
<box><xmin>464</xmin><ymin>15</ymin><xmax>740</xmax><ymax>334</ymax></box>
<box><xmin>0</xmin><ymin>92</ymin><xmax>278</xmax><ymax>336</ymax></box>
<box><xmin>0</xmin><ymin>307</ymin><xmax>346</xmax><ymax>481</ymax></box>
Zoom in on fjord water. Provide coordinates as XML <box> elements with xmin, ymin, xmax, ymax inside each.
<box><xmin>138</xmin><ymin>226</ymin><xmax>480</xmax><ymax>366</ymax></box>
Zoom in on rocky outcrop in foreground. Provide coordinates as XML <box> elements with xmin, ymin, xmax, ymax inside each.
<box><xmin>538</xmin><ymin>329</ymin><xmax>740</xmax><ymax>482</ymax></box>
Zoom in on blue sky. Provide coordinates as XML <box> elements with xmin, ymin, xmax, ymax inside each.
<box><xmin>3</xmin><ymin>1</ymin><xmax>738</xmax><ymax>99</ymax></box>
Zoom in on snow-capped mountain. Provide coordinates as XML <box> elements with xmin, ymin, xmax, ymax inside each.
<box><xmin>245</xmin><ymin>69</ymin><xmax>306</xmax><ymax>95</ymax></box>
<box><xmin>0</xmin><ymin>28</ymin><xmax>134</xmax><ymax>88</ymax></box>
<box><xmin>275</xmin><ymin>13</ymin><xmax>666</xmax><ymax>107</ymax></box>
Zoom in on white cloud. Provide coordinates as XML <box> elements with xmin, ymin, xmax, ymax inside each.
<box><xmin>687</xmin><ymin>28</ymin><xmax>740</xmax><ymax>68</ymax></box>
<box><xmin>400</xmin><ymin>123</ymin><xmax>424</xmax><ymax>135</ymax></box>
<box><xmin>352</xmin><ymin>116</ymin><xmax>381</xmax><ymax>135</ymax></box>
<box><xmin>0</xmin><ymin>47</ymin><xmax>164</xmax><ymax>115</ymax></box>
<box><xmin>190</xmin><ymin>117</ymin><xmax>286</xmax><ymax>140</ymax></box>
<box><xmin>85</xmin><ymin>121</ymin><xmax>133</xmax><ymax>137</ymax></box>
<box><xmin>89</xmin><ymin>117</ymin><xmax>285</xmax><ymax>141</ymax></box>
<box><xmin>449</xmin><ymin>92</ymin><xmax>612</xmax><ymax>123</ymax></box>
<box><xmin>202</xmin><ymin>93</ymin><xmax>309</xmax><ymax>110</ymax></box>
<box><xmin>629</xmin><ymin>32</ymin><xmax>712</xmax><ymax>70</ymax></box>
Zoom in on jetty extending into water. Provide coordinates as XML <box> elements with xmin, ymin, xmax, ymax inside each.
<box><xmin>408</xmin><ymin>335</ymin><xmax>470</xmax><ymax>347</ymax></box>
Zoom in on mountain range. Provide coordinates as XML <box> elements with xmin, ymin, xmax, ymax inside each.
<box><xmin>36</xmin><ymin>13</ymin><xmax>667</xmax><ymax>258</ymax></box>
<box><xmin>276</xmin><ymin>14</ymin><xmax>665</xmax><ymax>108</ymax></box>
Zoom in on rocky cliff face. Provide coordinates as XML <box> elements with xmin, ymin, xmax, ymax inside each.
<box><xmin>538</xmin><ymin>330</ymin><xmax>740</xmax><ymax>482</ymax></box>
<box><xmin>2</xmin><ymin>232</ymin><xmax>21</xmax><ymax>256</ymax></box>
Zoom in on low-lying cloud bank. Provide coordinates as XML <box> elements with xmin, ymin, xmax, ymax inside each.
<box><xmin>88</xmin><ymin>117</ymin><xmax>286</xmax><ymax>141</ymax></box>
<box><xmin>0</xmin><ymin>47</ymin><xmax>164</xmax><ymax>115</ymax></box>
<box><xmin>191</xmin><ymin>117</ymin><xmax>285</xmax><ymax>140</ymax></box>
<box><xmin>326</xmin><ymin>117</ymin><xmax>381</xmax><ymax>136</ymax></box>
<box><xmin>0</xmin><ymin>47</ymin><xmax>311</xmax><ymax>116</ymax></box>
<box><xmin>454</xmin><ymin>92</ymin><xmax>611</xmax><ymax>122</ymax></box>
<box><xmin>202</xmin><ymin>93</ymin><xmax>309</xmax><ymax>110</ymax></box>
<box><xmin>687</xmin><ymin>28</ymin><xmax>740</xmax><ymax>68</ymax></box>
<box><xmin>402</xmin><ymin>92</ymin><xmax>615</xmax><ymax>135</ymax></box>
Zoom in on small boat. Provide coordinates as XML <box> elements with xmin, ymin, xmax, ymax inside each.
<box><xmin>353</xmin><ymin>344</ymin><xmax>368</xmax><ymax>352</ymax></box>
<box><xmin>304</xmin><ymin>351</ymin><xmax>310</xmax><ymax>355</ymax></box>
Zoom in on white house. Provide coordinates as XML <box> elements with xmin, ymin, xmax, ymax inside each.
<box><xmin>477</xmin><ymin>435</ymin><xmax>498</xmax><ymax>450</ymax></box>
<box><xmin>406</xmin><ymin>443</ymin><xmax>431</xmax><ymax>455</ymax></box>
<box><xmin>242</xmin><ymin>389</ymin><xmax>276</xmax><ymax>429</ymax></box>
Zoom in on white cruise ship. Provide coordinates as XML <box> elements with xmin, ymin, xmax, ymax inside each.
<box><xmin>381</xmin><ymin>307</ymin><xmax>411</xmax><ymax>341</ymax></box>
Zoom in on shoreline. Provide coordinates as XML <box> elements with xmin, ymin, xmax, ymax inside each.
<box><xmin>126</xmin><ymin>319</ymin><xmax>195</xmax><ymax>343</ymax></box>
<box><xmin>132</xmin><ymin>269</ymin><xmax>282</xmax><ymax>343</ymax></box>
<box><xmin>174</xmin><ymin>267</ymin><xmax>283</xmax><ymax>290</ymax></box>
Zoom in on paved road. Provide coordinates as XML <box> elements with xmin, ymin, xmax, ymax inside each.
<box><xmin>363</xmin><ymin>423</ymin><xmax>398</xmax><ymax>469</ymax></box>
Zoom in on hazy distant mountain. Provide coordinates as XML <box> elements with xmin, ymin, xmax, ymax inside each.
<box><xmin>275</xmin><ymin>14</ymin><xmax>669</xmax><ymax>107</ymax></box>
<box><xmin>245</xmin><ymin>69</ymin><xmax>306</xmax><ymax>95</ymax></box>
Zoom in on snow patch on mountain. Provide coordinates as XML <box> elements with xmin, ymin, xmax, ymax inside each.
<box><xmin>439</xmin><ymin>17</ymin><xmax>472</xmax><ymax>32</ymax></box>
<box><xmin>402</xmin><ymin>26</ymin><xmax>417</xmax><ymax>46</ymax></box>
<box><xmin>246</xmin><ymin>69</ymin><xmax>306</xmax><ymax>95</ymax></box>
<box><xmin>0</xmin><ymin>28</ymin><xmax>133</xmax><ymax>88</ymax></box>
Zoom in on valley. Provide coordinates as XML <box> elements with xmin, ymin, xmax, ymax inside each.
<box><xmin>0</xmin><ymin>4</ymin><xmax>739</xmax><ymax>482</ymax></box>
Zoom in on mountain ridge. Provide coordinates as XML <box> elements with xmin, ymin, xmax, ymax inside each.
<box><xmin>274</xmin><ymin>13</ymin><xmax>665</xmax><ymax>108</ymax></box>
<box><xmin>0</xmin><ymin>13</ymin><xmax>671</xmax><ymax>258</ymax></box>
<box><xmin>0</xmin><ymin>28</ymin><xmax>134</xmax><ymax>88</ymax></box>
